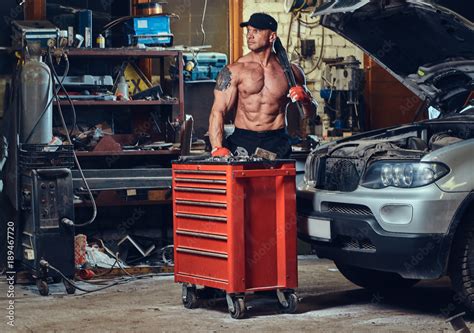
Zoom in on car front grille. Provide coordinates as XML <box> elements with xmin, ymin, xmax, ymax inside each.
<box><xmin>336</xmin><ymin>236</ymin><xmax>376</xmax><ymax>252</ymax></box>
<box><xmin>314</xmin><ymin>157</ymin><xmax>363</xmax><ymax>192</ymax></box>
<box><xmin>321</xmin><ymin>202</ymin><xmax>373</xmax><ymax>216</ymax></box>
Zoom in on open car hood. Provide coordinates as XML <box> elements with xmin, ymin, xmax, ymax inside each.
<box><xmin>313</xmin><ymin>0</ymin><xmax>474</xmax><ymax>113</ymax></box>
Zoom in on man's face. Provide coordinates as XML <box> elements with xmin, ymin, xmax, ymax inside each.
<box><xmin>246</xmin><ymin>26</ymin><xmax>275</xmax><ymax>52</ymax></box>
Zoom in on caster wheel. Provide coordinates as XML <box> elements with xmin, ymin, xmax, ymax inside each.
<box><xmin>278</xmin><ymin>292</ymin><xmax>298</xmax><ymax>314</ymax></box>
<box><xmin>63</xmin><ymin>279</ymin><xmax>76</xmax><ymax>295</ymax></box>
<box><xmin>36</xmin><ymin>280</ymin><xmax>49</xmax><ymax>296</ymax></box>
<box><xmin>161</xmin><ymin>245</ymin><xmax>174</xmax><ymax>266</ymax></box>
<box><xmin>229</xmin><ymin>297</ymin><xmax>246</xmax><ymax>319</ymax></box>
<box><xmin>182</xmin><ymin>286</ymin><xmax>199</xmax><ymax>309</ymax></box>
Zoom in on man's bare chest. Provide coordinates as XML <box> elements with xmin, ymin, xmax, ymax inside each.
<box><xmin>238</xmin><ymin>65</ymin><xmax>288</xmax><ymax>100</ymax></box>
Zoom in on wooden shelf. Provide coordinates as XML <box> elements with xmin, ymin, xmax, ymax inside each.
<box><xmin>54</xmin><ymin>99</ymin><xmax>179</xmax><ymax>107</ymax></box>
<box><xmin>75</xmin><ymin>150</ymin><xmax>180</xmax><ymax>157</ymax></box>
<box><xmin>66</xmin><ymin>48</ymin><xmax>181</xmax><ymax>58</ymax></box>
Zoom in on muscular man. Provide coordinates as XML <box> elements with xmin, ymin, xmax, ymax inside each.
<box><xmin>209</xmin><ymin>13</ymin><xmax>316</xmax><ymax>158</ymax></box>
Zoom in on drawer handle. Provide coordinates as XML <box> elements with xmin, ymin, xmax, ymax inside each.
<box><xmin>175</xmin><ymin>178</ymin><xmax>227</xmax><ymax>185</ymax></box>
<box><xmin>176</xmin><ymin>212</ymin><xmax>227</xmax><ymax>222</ymax></box>
<box><xmin>175</xmin><ymin>199</ymin><xmax>227</xmax><ymax>208</ymax></box>
<box><xmin>174</xmin><ymin>170</ymin><xmax>226</xmax><ymax>175</ymax></box>
<box><xmin>176</xmin><ymin>229</ymin><xmax>227</xmax><ymax>241</ymax></box>
<box><xmin>175</xmin><ymin>187</ymin><xmax>226</xmax><ymax>194</ymax></box>
<box><xmin>176</xmin><ymin>247</ymin><xmax>228</xmax><ymax>259</ymax></box>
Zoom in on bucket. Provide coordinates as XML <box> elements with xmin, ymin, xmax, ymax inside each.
<box><xmin>133</xmin><ymin>0</ymin><xmax>165</xmax><ymax>16</ymax></box>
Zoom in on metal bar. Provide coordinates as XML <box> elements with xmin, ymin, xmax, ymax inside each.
<box><xmin>178</xmin><ymin>52</ymin><xmax>185</xmax><ymax>122</ymax></box>
<box><xmin>174</xmin><ymin>170</ymin><xmax>226</xmax><ymax>175</ymax></box>
<box><xmin>176</xmin><ymin>229</ymin><xmax>228</xmax><ymax>241</ymax></box>
<box><xmin>72</xmin><ymin>169</ymin><xmax>172</xmax><ymax>178</ymax></box>
<box><xmin>176</xmin><ymin>247</ymin><xmax>228</xmax><ymax>259</ymax></box>
<box><xmin>175</xmin><ymin>199</ymin><xmax>227</xmax><ymax>208</ymax></box>
<box><xmin>72</xmin><ymin>169</ymin><xmax>172</xmax><ymax>191</ymax></box>
<box><xmin>76</xmin><ymin>177</ymin><xmax>171</xmax><ymax>181</ymax></box>
<box><xmin>233</xmin><ymin>169</ymin><xmax>296</xmax><ymax>178</ymax></box>
<box><xmin>175</xmin><ymin>213</ymin><xmax>227</xmax><ymax>222</ymax></box>
<box><xmin>175</xmin><ymin>178</ymin><xmax>226</xmax><ymax>185</ymax></box>
<box><xmin>175</xmin><ymin>187</ymin><xmax>226</xmax><ymax>194</ymax></box>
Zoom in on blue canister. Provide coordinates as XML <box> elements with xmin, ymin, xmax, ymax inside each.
<box><xmin>76</xmin><ymin>10</ymin><xmax>92</xmax><ymax>48</ymax></box>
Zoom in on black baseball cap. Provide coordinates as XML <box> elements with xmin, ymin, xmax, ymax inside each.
<box><xmin>240</xmin><ymin>13</ymin><xmax>278</xmax><ymax>32</ymax></box>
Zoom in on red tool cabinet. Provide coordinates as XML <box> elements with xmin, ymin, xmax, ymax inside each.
<box><xmin>172</xmin><ymin>160</ymin><xmax>298</xmax><ymax>319</ymax></box>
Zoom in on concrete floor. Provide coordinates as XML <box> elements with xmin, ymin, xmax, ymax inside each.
<box><xmin>0</xmin><ymin>257</ymin><xmax>470</xmax><ymax>332</ymax></box>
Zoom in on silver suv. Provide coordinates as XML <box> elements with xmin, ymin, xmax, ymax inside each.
<box><xmin>297</xmin><ymin>0</ymin><xmax>474</xmax><ymax>311</ymax></box>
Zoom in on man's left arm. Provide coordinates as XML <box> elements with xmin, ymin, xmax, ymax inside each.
<box><xmin>289</xmin><ymin>64</ymin><xmax>317</xmax><ymax>118</ymax></box>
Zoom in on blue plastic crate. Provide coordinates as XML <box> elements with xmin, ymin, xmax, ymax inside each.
<box><xmin>183</xmin><ymin>52</ymin><xmax>228</xmax><ymax>81</ymax></box>
<box><xmin>125</xmin><ymin>16</ymin><xmax>173</xmax><ymax>47</ymax></box>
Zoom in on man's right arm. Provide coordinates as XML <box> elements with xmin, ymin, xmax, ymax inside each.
<box><xmin>209</xmin><ymin>65</ymin><xmax>239</xmax><ymax>153</ymax></box>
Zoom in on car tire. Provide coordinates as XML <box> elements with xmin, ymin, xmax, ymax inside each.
<box><xmin>335</xmin><ymin>262</ymin><xmax>419</xmax><ymax>290</ymax></box>
<box><xmin>449</xmin><ymin>223</ymin><xmax>474</xmax><ymax>313</ymax></box>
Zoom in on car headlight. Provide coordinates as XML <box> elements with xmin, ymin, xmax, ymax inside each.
<box><xmin>304</xmin><ymin>154</ymin><xmax>315</xmax><ymax>186</ymax></box>
<box><xmin>361</xmin><ymin>161</ymin><xmax>449</xmax><ymax>189</ymax></box>
<box><xmin>304</xmin><ymin>153</ymin><xmax>321</xmax><ymax>187</ymax></box>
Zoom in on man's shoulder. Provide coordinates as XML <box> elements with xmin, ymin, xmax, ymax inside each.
<box><xmin>290</xmin><ymin>63</ymin><xmax>306</xmax><ymax>84</ymax></box>
<box><xmin>234</xmin><ymin>53</ymin><xmax>261</xmax><ymax>67</ymax></box>
<box><xmin>227</xmin><ymin>55</ymin><xmax>258</xmax><ymax>74</ymax></box>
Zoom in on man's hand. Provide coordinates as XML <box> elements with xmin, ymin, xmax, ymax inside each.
<box><xmin>289</xmin><ymin>86</ymin><xmax>312</xmax><ymax>105</ymax></box>
<box><xmin>211</xmin><ymin>147</ymin><xmax>232</xmax><ymax>157</ymax></box>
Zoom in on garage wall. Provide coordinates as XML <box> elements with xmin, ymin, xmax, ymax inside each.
<box><xmin>168</xmin><ymin>0</ymin><xmax>229</xmax><ymax>57</ymax></box>
<box><xmin>0</xmin><ymin>0</ymin><xmax>19</xmax><ymax>118</ymax></box>
<box><xmin>242</xmin><ymin>0</ymin><xmax>364</xmax><ymax>109</ymax></box>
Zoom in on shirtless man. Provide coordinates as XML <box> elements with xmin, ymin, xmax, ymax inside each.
<box><xmin>209</xmin><ymin>13</ymin><xmax>316</xmax><ymax>158</ymax></box>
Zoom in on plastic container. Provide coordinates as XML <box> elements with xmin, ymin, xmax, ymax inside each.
<box><xmin>96</xmin><ymin>34</ymin><xmax>105</xmax><ymax>48</ymax></box>
<box><xmin>115</xmin><ymin>76</ymin><xmax>129</xmax><ymax>100</ymax></box>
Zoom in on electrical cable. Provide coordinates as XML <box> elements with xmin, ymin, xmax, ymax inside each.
<box><xmin>24</xmin><ymin>51</ymin><xmax>76</xmax><ymax>143</ymax></box>
<box><xmin>297</xmin><ymin>15</ymin><xmax>321</xmax><ymax>28</ymax></box>
<box><xmin>47</xmin><ymin>262</ymin><xmax>169</xmax><ymax>295</ymax></box>
<box><xmin>47</xmin><ymin>50</ymin><xmax>97</xmax><ymax>228</ymax></box>
<box><xmin>200</xmin><ymin>0</ymin><xmax>208</xmax><ymax>46</ymax></box>
<box><xmin>286</xmin><ymin>13</ymin><xmax>294</xmax><ymax>52</ymax></box>
<box><xmin>98</xmin><ymin>239</ymin><xmax>133</xmax><ymax>277</ymax></box>
<box><xmin>47</xmin><ymin>52</ymin><xmax>77</xmax><ymax>136</ymax></box>
<box><xmin>48</xmin><ymin>263</ymin><xmax>122</xmax><ymax>293</ymax></box>
<box><xmin>354</xmin><ymin>102</ymin><xmax>361</xmax><ymax>129</ymax></box>
<box><xmin>304</xmin><ymin>26</ymin><xmax>325</xmax><ymax>76</ymax></box>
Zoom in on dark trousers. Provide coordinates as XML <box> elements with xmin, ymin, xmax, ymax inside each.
<box><xmin>225</xmin><ymin>127</ymin><xmax>292</xmax><ymax>159</ymax></box>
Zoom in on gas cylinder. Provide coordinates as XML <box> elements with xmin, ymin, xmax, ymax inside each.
<box><xmin>20</xmin><ymin>55</ymin><xmax>53</xmax><ymax>144</ymax></box>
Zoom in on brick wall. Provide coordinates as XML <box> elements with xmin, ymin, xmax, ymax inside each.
<box><xmin>242</xmin><ymin>0</ymin><xmax>364</xmax><ymax>108</ymax></box>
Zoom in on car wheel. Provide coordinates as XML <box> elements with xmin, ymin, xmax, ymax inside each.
<box><xmin>335</xmin><ymin>262</ymin><xmax>419</xmax><ymax>290</ymax></box>
<box><xmin>449</xmin><ymin>223</ymin><xmax>474</xmax><ymax>313</ymax></box>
